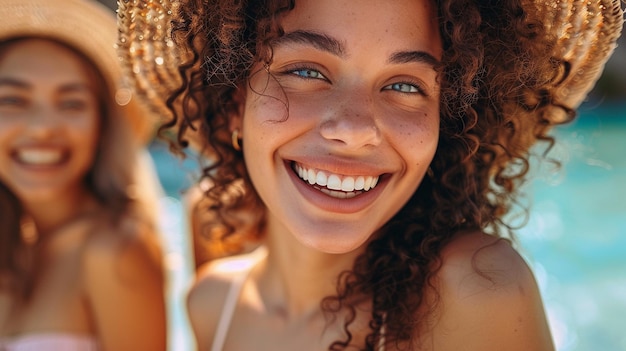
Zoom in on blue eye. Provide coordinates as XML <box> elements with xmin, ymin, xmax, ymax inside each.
<box><xmin>290</xmin><ymin>68</ymin><xmax>326</xmax><ymax>80</ymax></box>
<box><xmin>384</xmin><ymin>82</ymin><xmax>420</xmax><ymax>93</ymax></box>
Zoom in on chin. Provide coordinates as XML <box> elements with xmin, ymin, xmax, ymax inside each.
<box><xmin>296</xmin><ymin>229</ymin><xmax>371</xmax><ymax>255</ymax></box>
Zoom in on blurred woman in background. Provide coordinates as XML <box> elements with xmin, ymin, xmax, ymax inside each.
<box><xmin>0</xmin><ymin>0</ymin><xmax>167</xmax><ymax>350</ymax></box>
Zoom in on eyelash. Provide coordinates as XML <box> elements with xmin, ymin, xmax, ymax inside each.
<box><xmin>0</xmin><ymin>96</ymin><xmax>27</xmax><ymax>107</ymax></box>
<box><xmin>279</xmin><ymin>65</ymin><xmax>428</xmax><ymax>96</ymax></box>
<box><xmin>382</xmin><ymin>80</ymin><xmax>427</xmax><ymax>96</ymax></box>
<box><xmin>283</xmin><ymin>65</ymin><xmax>328</xmax><ymax>81</ymax></box>
<box><xmin>60</xmin><ymin>99</ymin><xmax>88</xmax><ymax>110</ymax></box>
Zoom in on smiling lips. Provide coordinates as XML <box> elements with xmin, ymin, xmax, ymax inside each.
<box><xmin>14</xmin><ymin>148</ymin><xmax>65</xmax><ymax>166</ymax></box>
<box><xmin>293</xmin><ymin>162</ymin><xmax>380</xmax><ymax>199</ymax></box>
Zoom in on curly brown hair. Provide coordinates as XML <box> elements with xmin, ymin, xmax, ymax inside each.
<box><xmin>167</xmin><ymin>0</ymin><xmax>573</xmax><ymax>349</ymax></box>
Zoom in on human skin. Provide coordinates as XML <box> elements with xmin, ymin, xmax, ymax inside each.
<box><xmin>191</xmin><ymin>0</ymin><xmax>442</xmax><ymax>348</ymax></box>
<box><xmin>188</xmin><ymin>0</ymin><xmax>555</xmax><ymax>350</ymax></box>
<box><xmin>0</xmin><ymin>39</ymin><xmax>167</xmax><ymax>351</ymax></box>
<box><xmin>234</xmin><ymin>0</ymin><xmax>442</xmax><ymax>255</ymax></box>
<box><xmin>0</xmin><ymin>39</ymin><xmax>99</xmax><ymax>223</ymax></box>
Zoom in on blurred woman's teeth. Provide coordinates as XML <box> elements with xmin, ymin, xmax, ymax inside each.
<box><xmin>17</xmin><ymin>149</ymin><xmax>63</xmax><ymax>165</ymax></box>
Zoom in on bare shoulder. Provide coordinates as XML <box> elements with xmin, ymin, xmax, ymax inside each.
<box><xmin>82</xmin><ymin>215</ymin><xmax>163</xmax><ymax>279</ymax></box>
<box><xmin>190</xmin><ymin>247</ymin><xmax>267</xmax><ymax>304</ymax></box>
<box><xmin>438</xmin><ymin>231</ymin><xmax>531</xmax><ymax>292</ymax></box>
<box><xmin>423</xmin><ymin>231</ymin><xmax>554</xmax><ymax>351</ymax></box>
<box><xmin>187</xmin><ymin>256</ymin><xmax>239</xmax><ymax>318</ymax></box>
<box><xmin>81</xmin><ymin>214</ymin><xmax>166</xmax><ymax>351</ymax></box>
<box><xmin>187</xmin><ymin>249</ymin><xmax>265</xmax><ymax>350</ymax></box>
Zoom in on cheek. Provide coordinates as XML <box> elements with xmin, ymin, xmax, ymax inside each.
<box><xmin>386</xmin><ymin>112</ymin><xmax>440</xmax><ymax>163</ymax></box>
<box><xmin>242</xmin><ymin>86</ymin><xmax>331</xmax><ymax>144</ymax></box>
<box><xmin>241</xmin><ymin>97</ymin><xmax>274</xmax><ymax>171</ymax></box>
<box><xmin>0</xmin><ymin>155</ymin><xmax>9</xmax><ymax>185</ymax></box>
<box><xmin>69</xmin><ymin>113</ymin><xmax>101</xmax><ymax>160</ymax></box>
<box><xmin>0</xmin><ymin>118</ymin><xmax>22</xmax><ymax>137</ymax></box>
<box><xmin>0</xmin><ymin>128</ymin><xmax>11</xmax><ymax>173</ymax></box>
<box><xmin>245</xmin><ymin>82</ymin><xmax>287</xmax><ymax>121</ymax></box>
<box><xmin>245</xmin><ymin>69</ymin><xmax>326</xmax><ymax>126</ymax></box>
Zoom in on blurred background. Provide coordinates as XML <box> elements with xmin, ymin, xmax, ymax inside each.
<box><xmin>99</xmin><ymin>1</ymin><xmax>625</xmax><ymax>350</ymax></box>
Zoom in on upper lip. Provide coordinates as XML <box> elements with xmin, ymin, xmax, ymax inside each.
<box><xmin>286</xmin><ymin>153</ymin><xmax>390</xmax><ymax>175</ymax></box>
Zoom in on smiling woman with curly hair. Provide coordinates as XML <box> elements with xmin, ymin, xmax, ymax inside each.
<box><xmin>118</xmin><ymin>0</ymin><xmax>623</xmax><ymax>350</ymax></box>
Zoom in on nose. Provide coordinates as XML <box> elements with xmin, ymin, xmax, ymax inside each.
<box><xmin>319</xmin><ymin>93</ymin><xmax>382</xmax><ymax>149</ymax></box>
<box><xmin>27</xmin><ymin>104</ymin><xmax>60</xmax><ymax>137</ymax></box>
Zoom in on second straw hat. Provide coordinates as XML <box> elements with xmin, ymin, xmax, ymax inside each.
<box><xmin>0</xmin><ymin>0</ymin><xmax>157</xmax><ymax>143</ymax></box>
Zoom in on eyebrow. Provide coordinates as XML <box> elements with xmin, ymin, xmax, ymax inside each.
<box><xmin>0</xmin><ymin>78</ymin><xmax>91</xmax><ymax>94</ymax></box>
<box><xmin>388</xmin><ymin>51</ymin><xmax>441</xmax><ymax>70</ymax></box>
<box><xmin>272</xmin><ymin>30</ymin><xmax>440</xmax><ymax>70</ymax></box>
<box><xmin>57</xmin><ymin>83</ymin><xmax>92</xmax><ymax>94</ymax></box>
<box><xmin>0</xmin><ymin>77</ymin><xmax>29</xmax><ymax>89</ymax></box>
<box><xmin>272</xmin><ymin>30</ymin><xmax>346</xmax><ymax>57</ymax></box>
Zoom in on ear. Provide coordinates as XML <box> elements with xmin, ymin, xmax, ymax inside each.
<box><xmin>228</xmin><ymin>87</ymin><xmax>246</xmax><ymax>134</ymax></box>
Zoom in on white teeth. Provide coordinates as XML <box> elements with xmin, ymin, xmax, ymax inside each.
<box><xmin>364</xmin><ymin>176</ymin><xmax>372</xmax><ymax>191</ymax></box>
<box><xmin>371</xmin><ymin>177</ymin><xmax>379</xmax><ymax>188</ymax></box>
<box><xmin>298</xmin><ymin>166</ymin><xmax>307</xmax><ymax>180</ymax></box>
<box><xmin>341</xmin><ymin>177</ymin><xmax>354</xmax><ymax>192</ymax></box>
<box><xmin>17</xmin><ymin>149</ymin><xmax>63</xmax><ymax>165</ymax></box>
<box><xmin>354</xmin><ymin>176</ymin><xmax>365</xmax><ymax>190</ymax></box>
<box><xmin>315</xmin><ymin>172</ymin><xmax>327</xmax><ymax>186</ymax></box>
<box><xmin>327</xmin><ymin>174</ymin><xmax>342</xmax><ymax>190</ymax></box>
<box><xmin>293</xmin><ymin>163</ymin><xmax>380</xmax><ymax>195</ymax></box>
<box><xmin>321</xmin><ymin>188</ymin><xmax>354</xmax><ymax>199</ymax></box>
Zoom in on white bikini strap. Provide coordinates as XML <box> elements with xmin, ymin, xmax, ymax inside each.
<box><xmin>210</xmin><ymin>269</ymin><xmax>248</xmax><ymax>351</ymax></box>
<box><xmin>210</xmin><ymin>247</ymin><xmax>267</xmax><ymax>351</ymax></box>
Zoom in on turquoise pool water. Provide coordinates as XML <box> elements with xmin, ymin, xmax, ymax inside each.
<box><xmin>149</xmin><ymin>103</ymin><xmax>626</xmax><ymax>351</ymax></box>
<box><xmin>518</xmin><ymin>103</ymin><xmax>626</xmax><ymax>351</ymax></box>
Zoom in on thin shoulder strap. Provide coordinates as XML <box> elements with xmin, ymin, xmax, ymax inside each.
<box><xmin>210</xmin><ymin>247</ymin><xmax>267</xmax><ymax>351</ymax></box>
<box><xmin>210</xmin><ymin>269</ymin><xmax>247</xmax><ymax>351</ymax></box>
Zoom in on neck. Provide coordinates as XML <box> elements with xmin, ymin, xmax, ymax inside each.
<box><xmin>259</xmin><ymin>215</ymin><xmax>366</xmax><ymax>319</ymax></box>
<box><xmin>23</xmin><ymin>187</ymin><xmax>98</xmax><ymax>237</ymax></box>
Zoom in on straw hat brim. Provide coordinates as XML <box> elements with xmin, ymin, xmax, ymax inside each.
<box><xmin>0</xmin><ymin>0</ymin><xmax>156</xmax><ymax>144</ymax></box>
<box><xmin>116</xmin><ymin>0</ymin><xmax>624</xmax><ymax>144</ymax></box>
<box><xmin>521</xmin><ymin>0</ymin><xmax>624</xmax><ymax>110</ymax></box>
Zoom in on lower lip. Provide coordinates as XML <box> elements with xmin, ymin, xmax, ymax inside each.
<box><xmin>285</xmin><ymin>161</ymin><xmax>387</xmax><ymax>214</ymax></box>
<box><xmin>18</xmin><ymin>159</ymin><xmax>64</xmax><ymax>167</ymax></box>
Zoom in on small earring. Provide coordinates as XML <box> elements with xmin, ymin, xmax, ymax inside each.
<box><xmin>231</xmin><ymin>129</ymin><xmax>242</xmax><ymax>151</ymax></box>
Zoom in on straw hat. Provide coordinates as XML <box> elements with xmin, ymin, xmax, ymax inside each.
<box><xmin>520</xmin><ymin>0</ymin><xmax>624</xmax><ymax>110</ymax></box>
<box><xmin>117</xmin><ymin>0</ymin><xmax>623</xmax><ymax>129</ymax></box>
<box><xmin>0</xmin><ymin>0</ymin><xmax>156</xmax><ymax>143</ymax></box>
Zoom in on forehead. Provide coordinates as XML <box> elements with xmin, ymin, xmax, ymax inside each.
<box><xmin>0</xmin><ymin>39</ymin><xmax>95</xmax><ymax>87</ymax></box>
<box><xmin>278</xmin><ymin>0</ymin><xmax>442</xmax><ymax>58</ymax></box>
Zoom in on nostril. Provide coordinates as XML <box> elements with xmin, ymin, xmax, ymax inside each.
<box><xmin>319</xmin><ymin>116</ymin><xmax>381</xmax><ymax>148</ymax></box>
